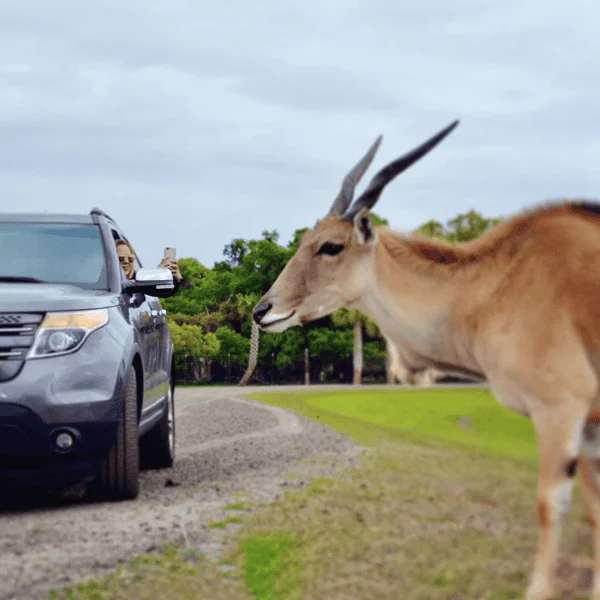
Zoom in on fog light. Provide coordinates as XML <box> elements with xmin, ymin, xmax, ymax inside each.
<box><xmin>55</xmin><ymin>431</ymin><xmax>74</xmax><ymax>450</ymax></box>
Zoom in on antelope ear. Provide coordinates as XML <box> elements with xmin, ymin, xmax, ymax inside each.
<box><xmin>353</xmin><ymin>208</ymin><xmax>378</xmax><ymax>246</ymax></box>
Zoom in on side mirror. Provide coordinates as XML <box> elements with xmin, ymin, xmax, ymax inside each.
<box><xmin>123</xmin><ymin>267</ymin><xmax>175</xmax><ymax>298</ymax></box>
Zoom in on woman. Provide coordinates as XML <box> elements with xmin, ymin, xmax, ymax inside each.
<box><xmin>116</xmin><ymin>239</ymin><xmax>185</xmax><ymax>295</ymax></box>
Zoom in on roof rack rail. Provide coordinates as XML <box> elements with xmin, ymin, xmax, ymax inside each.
<box><xmin>90</xmin><ymin>207</ymin><xmax>116</xmax><ymax>224</ymax></box>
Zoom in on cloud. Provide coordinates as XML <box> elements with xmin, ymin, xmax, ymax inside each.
<box><xmin>1</xmin><ymin>0</ymin><xmax>599</xmax><ymax>269</ymax></box>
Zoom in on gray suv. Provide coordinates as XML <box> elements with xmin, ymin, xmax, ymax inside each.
<box><xmin>0</xmin><ymin>208</ymin><xmax>177</xmax><ymax>501</ymax></box>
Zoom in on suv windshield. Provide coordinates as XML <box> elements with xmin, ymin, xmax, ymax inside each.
<box><xmin>0</xmin><ymin>223</ymin><xmax>108</xmax><ymax>290</ymax></box>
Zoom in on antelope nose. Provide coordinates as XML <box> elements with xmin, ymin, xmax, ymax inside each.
<box><xmin>253</xmin><ymin>303</ymin><xmax>272</xmax><ymax>324</ymax></box>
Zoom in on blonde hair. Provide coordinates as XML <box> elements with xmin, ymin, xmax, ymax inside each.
<box><xmin>115</xmin><ymin>239</ymin><xmax>134</xmax><ymax>254</ymax></box>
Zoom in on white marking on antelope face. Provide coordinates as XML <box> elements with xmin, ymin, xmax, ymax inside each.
<box><xmin>255</xmin><ymin>309</ymin><xmax>300</xmax><ymax>333</ymax></box>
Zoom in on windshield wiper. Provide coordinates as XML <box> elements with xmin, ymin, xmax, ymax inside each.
<box><xmin>0</xmin><ymin>276</ymin><xmax>46</xmax><ymax>283</ymax></box>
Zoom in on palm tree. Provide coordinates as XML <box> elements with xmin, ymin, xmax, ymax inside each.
<box><xmin>332</xmin><ymin>308</ymin><xmax>378</xmax><ymax>385</ymax></box>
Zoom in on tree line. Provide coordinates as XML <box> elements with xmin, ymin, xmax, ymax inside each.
<box><xmin>161</xmin><ymin>210</ymin><xmax>502</xmax><ymax>386</ymax></box>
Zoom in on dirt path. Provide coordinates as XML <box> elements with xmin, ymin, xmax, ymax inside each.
<box><xmin>0</xmin><ymin>385</ymin><xmax>364</xmax><ymax>600</ymax></box>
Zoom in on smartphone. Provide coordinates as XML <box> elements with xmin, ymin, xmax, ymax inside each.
<box><xmin>164</xmin><ymin>247</ymin><xmax>176</xmax><ymax>262</ymax></box>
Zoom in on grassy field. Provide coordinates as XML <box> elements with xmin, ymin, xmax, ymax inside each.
<box><xmin>49</xmin><ymin>387</ymin><xmax>595</xmax><ymax>600</ymax></box>
<box><xmin>251</xmin><ymin>387</ymin><xmax>540</xmax><ymax>463</ymax></box>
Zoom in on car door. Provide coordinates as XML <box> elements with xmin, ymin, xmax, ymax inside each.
<box><xmin>156</xmin><ymin>301</ymin><xmax>172</xmax><ymax>383</ymax></box>
<box><xmin>111</xmin><ymin>228</ymin><xmax>161</xmax><ymax>413</ymax></box>
<box><xmin>147</xmin><ymin>294</ymin><xmax>171</xmax><ymax>399</ymax></box>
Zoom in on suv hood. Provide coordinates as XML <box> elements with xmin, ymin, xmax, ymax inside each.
<box><xmin>0</xmin><ymin>283</ymin><xmax>120</xmax><ymax>313</ymax></box>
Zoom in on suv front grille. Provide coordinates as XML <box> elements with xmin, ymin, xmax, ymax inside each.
<box><xmin>0</xmin><ymin>314</ymin><xmax>43</xmax><ymax>359</ymax></box>
<box><xmin>0</xmin><ymin>314</ymin><xmax>44</xmax><ymax>381</ymax></box>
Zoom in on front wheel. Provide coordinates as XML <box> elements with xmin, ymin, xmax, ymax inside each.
<box><xmin>94</xmin><ymin>366</ymin><xmax>140</xmax><ymax>500</ymax></box>
<box><xmin>140</xmin><ymin>381</ymin><xmax>175</xmax><ymax>470</ymax></box>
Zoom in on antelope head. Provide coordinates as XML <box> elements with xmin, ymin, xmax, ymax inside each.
<box><xmin>252</xmin><ymin>120</ymin><xmax>460</xmax><ymax>332</ymax></box>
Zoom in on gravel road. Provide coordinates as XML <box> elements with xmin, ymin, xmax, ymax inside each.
<box><xmin>0</xmin><ymin>385</ymin><xmax>364</xmax><ymax>600</ymax></box>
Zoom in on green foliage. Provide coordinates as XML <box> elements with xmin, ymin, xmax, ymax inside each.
<box><xmin>368</xmin><ymin>211</ymin><xmax>389</xmax><ymax>226</ymax></box>
<box><xmin>363</xmin><ymin>340</ymin><xmax>386</xmax><ymax>360</ymax></box>
<box><xmin>223</xmin><ymin>239</ymin><xmax>250</xmax><ymax>267</ymax></box>
<box><xmin>168</xmin><ymin>320</ymin><xmax>220</xmax><ymax>374</ymax></box>
<box><xmin>168</xmin><ymin>320</ymin><xmax>203</xmax><ymax>369</ymax></box>
<box><xmin>230</xmin><ymin>235</ymin><xmax>291</xmax><ymax>298</ymax></box>
<box><xmin>331</xmin><ymin>307</ymin><xmax>379</xmax><ymax>337</ymax></box>
<box><xmin>214</xmin><ymin>326</ymin><xmax>249</xmax><ymax>367</ymax></box>
<box><xmin>308</xmin><ymin>327</ymin><xmax>353</xmax><ymax>361</ymax></box>
<box><xmin>251</xmin><ymin>326</ymin><xmax>305</xmax><ymax>370</ymax></box>
<box><xmin>201</xmin><ymin>332</ymin><xmax>221</xmax><ymax>360</ymax></box>
<box><xmin>286</xmin><ymin>228</ymin><xmax>309</xmax><ymax>254</ymax></box>
<box><xmin>445</xmin><ymin>210</ymin><xmax>503</xmax><ymax>243</ymax></box>
<box><xmin>413</xmin><ymin>219</ymin><xmax>446</xmax><ymax>240</ymax></box>
<box><xmin>413</xmin><ymin>210</ymin><xmax>502</xmax><ymax>244</ymax></box>
<box><xmin>272</xmin><ymin>329</ymin><xmax>305</xmax><ymax>370</ymax></box>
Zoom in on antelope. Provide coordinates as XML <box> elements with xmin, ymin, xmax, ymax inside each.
<box><xmin>252</xmin><ymin>120</ymin><xmax>600</xmax><ymax>599</ymax></box>
<box><xmin>385</xmin><ymin>332</ymin><xmax>444</xmax><ymax>386</ymax></box>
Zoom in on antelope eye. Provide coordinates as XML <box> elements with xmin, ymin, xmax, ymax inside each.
<box><xmin>317</xmin><ymin>242</ymin><xmax>344</xmax><ymax>257</ymax></box>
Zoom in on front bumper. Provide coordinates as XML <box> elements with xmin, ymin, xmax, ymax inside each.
<box><xmin>0</xmin><ymin>403</ymin><xmax>118</xmax><ymax>487</ymax></box>
<box><xmin>0</xmin><ymin>326</ymin><xmax>126</xmax><ymax>488</ymax></box>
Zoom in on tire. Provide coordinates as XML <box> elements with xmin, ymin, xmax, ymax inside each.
<box><xmin>140</xmin><ymin>380</ymin><xmax>175</xmax><ymax>470</ymax></box>
<box><xmin>95</xmin><ymin>366</ymin><xmax>140</xmax><ymax>500</ymax></box>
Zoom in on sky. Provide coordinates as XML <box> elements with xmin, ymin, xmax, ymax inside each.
<box><xmin>2</xmin><ymin>0</ymin><xmax>599</xmax><ymax>268</ymax></box>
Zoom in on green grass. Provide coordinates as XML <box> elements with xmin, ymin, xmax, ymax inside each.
<box><xmin>250</xmin><ymin>387</ymin><xmax>539</xmax><ymax>465</ymax></box>
<box><xmin>207</xmin><ymin>515</ymin><xmax>244</xmax><ymax>529</ymax></box>
<box><xmin>47</xmin><ymin>544</ymin><xmax>253</xmax><ymax>600</ymax></box>
<box><xmin>224</xmin><ymin>502</ymin><xmax>247</xmax><ymax>511</ymax></box>
<box><xmin>241</xmin><ymin>533</ymin><xmax>300</xmax><ymax>600</ymax></box>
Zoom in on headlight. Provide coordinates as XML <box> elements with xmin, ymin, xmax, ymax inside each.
<box><xmin>28</xmin><ymin>310</ymin><xmax>109</xmax><ymax>359</ymax></box>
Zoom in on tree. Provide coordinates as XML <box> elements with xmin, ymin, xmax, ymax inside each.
<box><xmin>445</xmin><ymin>210</ymin><xmax>502</xmax><ymax>243</ymax></box>
<box><xmin>287</xmin><ymin>227</ymin><xmax>309</xmax><ymax>253</ymax></box>
<box><xmin>223</xmin><ymin>239</ymin><xmax>250</xmax><ymax>267</ymax></box>
<box><xmin>331</xmin><ymin>308</ymin><xmax>379</xmax><ymax>385</ymax></box>
<box><xmin>199</xmin><ymin>332</ymin><xmax>221</xmax><ymax>381</ymax></box>
<box><xmin>412</xmin><ymin>210</ymin><xmax>502</xmax><ymax>244</ymax></box>
<box><xmin>168</xmin><ymin>320</ymin><xmax>220</xmax><ymax>382</ymax></box>
<box><xmin>261</xmin><ymin>230</ymin><xmax>279</xmax><ymax>244</ymax></box>
<box><xmin>368</xmin><ymin>212</ymin><xmax>389</xmax><ymax>227</ymax></box>
<box><xmin>413</xmin><ymin>219</ymin><xmax>446</xmax><ymax>240</ymax></box>
<box><xmin>230</xmin><ymin>235</ymin><xmax>290</xmax><ymax>298</ymax></box>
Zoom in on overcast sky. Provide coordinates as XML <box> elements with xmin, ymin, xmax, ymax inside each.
<box><xmin>2</xmin><ymin>0</ymin><xmax>599</xmax><ymax>268</ymax></box>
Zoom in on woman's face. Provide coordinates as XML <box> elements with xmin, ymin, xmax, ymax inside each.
<box><xmin>117</xmin><ymin>244</ymin><xmax>135</xmax><ymax>278</ymax></box>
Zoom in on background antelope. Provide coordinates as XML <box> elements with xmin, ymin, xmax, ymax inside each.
<box><xmin>384</xmin><ymin>332</ymin><xmax>446</xmax><ymax>386</ymax></box>
<box><xmin>252</xmin><ymin>120</ymin><xmax>600</xmax><ymax>600</ymax></box>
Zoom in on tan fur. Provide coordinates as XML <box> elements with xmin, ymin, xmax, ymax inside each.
<box><xmin>255</xmin><ymin>199</ymin><xmax>600</xmax><ymax>599</ymax></box>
